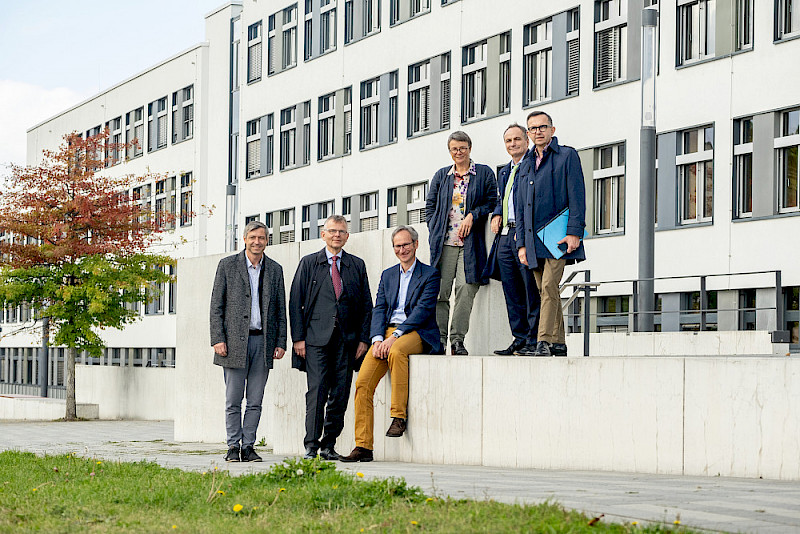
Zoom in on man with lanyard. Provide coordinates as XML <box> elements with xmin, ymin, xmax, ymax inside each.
<box><xmin>487</xmin><ymin>123</ymin><xmax>540</xmax><ymax>356</ymax></box>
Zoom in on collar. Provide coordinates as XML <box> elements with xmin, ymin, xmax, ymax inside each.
<box><xmin>325</xmin><ymin>247</ymin><xmax>343</xmax><ymax>262</ymax></box>
<box><xmin>399</xmin><ymin>259</ymin><xmax>417</xmax><ymax>275</ymax></box>
<box><xmin>448</xmin><ymin>160</ymin><xmax>476</xmax><ymax>177</ymax></box>
<box><xmin>245</xmin><ymin>253</ymin><xmax>264</xmax><ymax>269</ymax></box>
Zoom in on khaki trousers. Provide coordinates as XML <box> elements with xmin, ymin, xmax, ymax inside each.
<box><xmin>436</xmin><ymin>245</ymin><xmax>480</xmax><ymax>345</ymax></box>
<box><xmin>532</xmin><ymin>258</ymin><xmax>566</xmax><ymax>344</ymax></box>
<box><xmin>353</xmin><ymin>328</ymin><xmax>423</xmax><ymax>450</ymax></box>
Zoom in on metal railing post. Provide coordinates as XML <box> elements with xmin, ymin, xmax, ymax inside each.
<box><xmin>632</xmin><ymin>280</ymin><xmax>639</xmax><ymax>332</ymax></box>
<box><xmin>776</xmin><ymin>270</ymin><xmax>783</xmax><ymax>330</ymax></box>
<box><xmin>700</xmin><ymin>276</ymin><xmax>707</xmax><ymax>331</ymax></box>
<box><xmin>583</xmin><ymin>271</ymin><xmax>591</xmax><ymax>357</ymax></box>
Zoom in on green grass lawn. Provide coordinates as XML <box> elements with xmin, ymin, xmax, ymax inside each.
<box><xmin>0</xmin><ymin>451</ymin><xmax>699</xmax><ymax>533</ymax></box>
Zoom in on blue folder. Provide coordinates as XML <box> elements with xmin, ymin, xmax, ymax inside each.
<box><xmin>536</xmin><ymin>208</ymin><xmax>570</xmax><ymax>259</ymax></box>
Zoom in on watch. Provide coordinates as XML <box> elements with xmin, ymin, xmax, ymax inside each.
<box><xmin>391</xmin><ymin>331</ymin><xmax>401</xmax><ymax>339</ymax></box>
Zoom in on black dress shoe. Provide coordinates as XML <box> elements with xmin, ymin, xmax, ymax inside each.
<box><xmin>494</xmin><ymin>339</ymin><xmax>526</xmax><ymax>355</ymax></box>
<box><xmin>241</xmin><ymin>446</ymin><xmax>262</xmax><ymax>462</ymax></box>
<box><xmin>451</xmin><ymin>341</ymin><xmax>469</xmax><ymax>355</ymax></box>
<box><xmin>552</xmin><ymin>343</ymin><xmax>568</xmax><ymax>357</ymax></box>
<box><xmin>513</xmin><ymin>344</ymin><xmax>538</xmax><ymax>356</ymax></box>
<box><xmin>303</xmin><ymin>446</ymin><xmax>319</xmax><ymax>460</ymax></box>
<box><xmin>534</xmin><ymin>341</ymin><xmax>553</xmax><ymax>356</ymax></box>
<box><xmin>319</xmin><ymin>447</ymin><xmax>341</xmax><ymax>461</ymax></box>
<box><xmin>224</xmin><ymin>445</ymin><xmax>241</xmax><ymax>462</ymax></box>
<box><xmin>340</xmin><ymin>446</ymin><xmax>374</xmax><ymax>462</ymax></box>
<box><xmin>385</xmin><ymin>417</ymin><xmax>407</xmax><ymax>437</ymax></box>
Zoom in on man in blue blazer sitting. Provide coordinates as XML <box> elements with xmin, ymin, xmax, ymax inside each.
<box><xmin>341</xmin><ymin>225</ymin><xmax>441</xmax><ymax>462</ymax></box>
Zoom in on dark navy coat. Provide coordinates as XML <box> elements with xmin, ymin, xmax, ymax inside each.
<box><xmin>484</xmin><ymin>158</ymin><xmax>522</xmax><ymax>281</ymax></box>
<box><xmin>370</xmin><ymin>260</ymin><xmax>442</xmax><ymax>354</ymax></box>
<box><xmin>514</xmin><ymin>137</ymin><xmax>586</xmax><ymax>268</ymax></box>
<box><xmin>425</xmin><ymin>163</ymin><xmax>498</xmax><ymax>285</ymax></box>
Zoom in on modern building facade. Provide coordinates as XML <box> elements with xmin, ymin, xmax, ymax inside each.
<box><xmin>3</xmin><ymin>0</ymin><xmax>799</xmax><ymax>393</ymax></box>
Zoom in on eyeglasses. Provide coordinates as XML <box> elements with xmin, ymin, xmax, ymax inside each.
<box><xmin>449</xmin><ymin>146</ymin><xmax>470</xmax><ymax>154</ymax></box>
<box><xmin>393</xmin><ymin>242</ymin><xmax>414</xmax><ymax>251</ymax></box>
<box><xmin>323</xmin><ymin>229</ymin><xmax>348</xmax><ymax>236</ymax></box>
<box><xmin>528</xmin><ymin>124</ymin><xmax>552</xmax><ymax>133</ymax></box>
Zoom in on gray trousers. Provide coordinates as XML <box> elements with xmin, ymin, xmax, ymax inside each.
<box><xmin>436</xmin><ymin>245</ymin><xmax>480</xmax><ymax>345</ymax></box>
<box><xmin>223</xmin><ymin>333</ymin><xmax>269</xmax><ymax>448</ymax></box>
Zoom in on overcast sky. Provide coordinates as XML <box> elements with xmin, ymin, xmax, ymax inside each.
<box><xmin>0</xmin><ymin>0</ymin><xmax>223</xmax><ymax>175</ymax></box>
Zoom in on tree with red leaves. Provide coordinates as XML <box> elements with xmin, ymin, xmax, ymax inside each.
<box><xmin>0</xmin><ymin>132</ymin><xmax>173</xmax><ymax>420</ymax></box>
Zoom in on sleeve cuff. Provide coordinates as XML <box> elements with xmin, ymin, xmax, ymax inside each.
<box><xmin>372</xmin><ymin>335</ymin><xmax>384</xmax><ymax>344</ymax></box>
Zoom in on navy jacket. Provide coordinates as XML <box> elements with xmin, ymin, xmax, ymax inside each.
<box><xmin>515</xmin><ymin>137</ymin><xmax>586</xmax><ymax>267</ymax></box>
<box><xmin>484</xmin><ymin>158</ymin><xmax>522</xmax><ymax>281</ymax></box>
<box><xmin>425</xmin><ymin>163</ymin><xmax>498</xmax><ymax>285</ymax></box>
<box><xmin>370</xmin><ymin>260</ymin><xmax>442</xmax><ymax>354</ymax></box>
<box><xmin>289</xmin><ymin>249</ymin><xmax>373</xmax><ymax>372</ymax></box>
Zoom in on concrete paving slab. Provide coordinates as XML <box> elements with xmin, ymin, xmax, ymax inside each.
<box><xmin>0</xmin><ymin>420</ymin><xmax>799</xmax><ymax>533</ymax></box>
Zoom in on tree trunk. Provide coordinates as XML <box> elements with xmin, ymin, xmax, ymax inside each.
<box><xmin>65</xmin><ymin>346</ymin><xmax>77</xmax><ymax>420</ymax></box>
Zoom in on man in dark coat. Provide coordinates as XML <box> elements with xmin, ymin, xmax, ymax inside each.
<box><xmin>340</xmin><ymin>225</ymin><xmax>441</xmax><ymax>463</ymax></box>
<box><xmin>486</xmin><ymin>123</ymin><xmax>540</xmax><ymax>356</ymax></box>
<box><xmin>425</xmin><ymin>131</ymin><xmax>498</xmax><ymax>355</ymax></box>
<box><xmin>210</xmin><ymin>220</ymin><xmax>287</xmax><ymax>463</ymax></box>
<box><xmin>289</xmin><ymin>215</ymin><xmax>372</xmax><ymax>461</ymax></box>
<box><xmin>515</xmin><ymin>111</ymin><xmax>586</xmax><ymax>357</ymax></box>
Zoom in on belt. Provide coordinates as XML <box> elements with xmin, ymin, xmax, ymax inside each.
<box><xmin>388</xmin><ymin>323</ymin><xmax>401</xmax><ymax>327</ymax></box>
<box><xmin>249</xmin><ymin>329</ymin><xmax>262</xmax><ymax>336</ymax></box>
<box><xmin>506</xmin><ymin>221</ymin><xmax>516</xmax><ymax>228</ymax></box>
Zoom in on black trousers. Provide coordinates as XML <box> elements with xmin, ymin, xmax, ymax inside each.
<box><xmin>497</xmin><ymin>231</ymin><xmax>540</xmax><ymax>344</ymax></box>
<box><xmin>304</xmin><ymin>327</ymin><xmax>353</xmax><ymax>449</ymax></box>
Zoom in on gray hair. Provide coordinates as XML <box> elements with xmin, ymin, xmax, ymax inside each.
<box><xmin>504</xmin><ymin>123</ymin><xmax>527</xmax><ymax>138</ymax></box>
<box><xmin>447</xmin><ymin>130</ymin><xmax>472</xmax><ymax>149</ymax></box>
<box><xmin>526</xmin><ymin>110</ymin><xmax>553</xmax><ymax>126</ymax></box>
<box><xmin>243</xmin><ymin>220</ymin><xmax>267</xmax><ymax>237</ymax></box>
<box><xmin>391</xmin><ymin>225</ymin><xmax>418</xmax><ymax>243</ymax></box>
<box><xmin>323</xmin><ymin>214</ymin><xmax>348</xmax><ymax>231</ymax></box>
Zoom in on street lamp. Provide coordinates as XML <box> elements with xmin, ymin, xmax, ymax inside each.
<box><xmin>637</xmin><ymin>7</ymin><xmax>658</xmax><ymax>331</ymax></box>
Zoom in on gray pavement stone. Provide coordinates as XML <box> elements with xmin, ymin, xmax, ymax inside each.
<box><xmin>1</xmin><ymin>420</ymin><xmax>799</xmax><ymax>533</ymax></box>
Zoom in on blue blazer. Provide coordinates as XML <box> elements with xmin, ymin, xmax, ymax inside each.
<box><xmin>370</xmin><ymin>260</ymin><xmax>442</xmax><ymax>354</ymax></box>
<box><xmin>514</xmin><ymin>138</ymin><xmax>586</xmax><ymax>268</ymax></box>
<box><xmin>425</xmin><ymin>163</ymin><xmax>498</xmax><ymax>285</ymax></box>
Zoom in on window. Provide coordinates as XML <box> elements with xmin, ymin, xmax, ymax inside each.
<box><xmin>147</xmin><ymin>97</ymin><xmax>168</xmax><ymax>152</ymax></box>
<box><xmin>125</xmin><ymin>107</ymin><xmax>144</xmax><ymax>159</ymax></box>
<box><xmin>677</xmin><ymin>0</ymin><xmax>715</xmax><ymax>66</ymax></box>
<box><xmin>677</xmin><ymin>125</ymin><xmax>714</xmax><ymax>224</ymax></box>
<box><xmin>280</xmin><ymin>106</ymin><xmax>297</xmax><ymax>169</ymax></box>
<box><xmin>390</xmin><ymin>0</ymin><xmax>430</xmax><ymax>26</ymax></box>
<box><xmin>246</xmin><ymin>118</ymin><xmax>262</xmax><ymax>178</ymax></box>
<box><xmin>154</xmin><ymin>176</ymin><xmax>176</xmax><ymax>230</ymax></box>
<box><xmin>172</xmin><ymin>85</ymin><xmax>194</xmax><ymax>143</ymax></box>
<box><xmin>360</xmin><ymin>192</ymin><xmax>379</xmax><ymax>231</ymax></box>
<box><xmin>180</xmin><ymin>172</ymin><xmax>193</xmax><ymax>226</ymax></box>
<box><xmin>593</xmin><ymin>143</ymin><xmax>626</xmax><ymax>233</ymax></box>
<box><xmin>594</xmin><ymin>0</ymin><xmax>627</xmax><ymax>86</ymax></box>
<box><xmin>318</xmin><ymin>88</ymin><xmax>351</xmax><ymax>160</ymax></box>
<box><xmin>282</xmin><ymin>5</ymin><xmax>298</xmax><ymax>69</ymax></box>
<box><xmin>359</xmin><ymin>72</ymin><xmax>398</xmax><ymax>149</ymax></box>
<box><xmin>268</xmin><ymin>7</ymin><xmax>299</xmax><ymax>74</ymax></box>
<box><xmin>776</xmin><ymin>0</ymin><xmax>800</xmax><ymax>40</ymax></box>
<box><xmin>279</xmin><ymin>208</ymin><xmax>295</xmax><ymax>243</ymax></box>
<box><xmin>735</xmin><ymin>0</ymin><xmax>753</xmax><ymax>50</ymax></box>
<box><xmin>145</xmin><ymin>276</ymin><xmax>165</xmax><ymax>316</ymax></box>
<box><xmin>407</xmin><ymin>181</ymin><xmax>427</xmax><ymax>224</ymax></box>
<box><xmin>301</xmin><ymin>204</ymin><xmax>311</xmax><ymax>240</ymax></box>
<box><xmin>105</xmin><ymin>116</ymin><xmax>122</xmax><ymax>167</ymax></box>
<box><xmin>247</xmin><ymin>21</ymin><xmax>263</xmax><ymax>82</ymax></box>
<box><xmin>498</xmin><ymin>32</ymin><xmax>511</xmax><ymax>114</ymax></box>
<box><xmin>567</xmin><ymin>8</ymin><xmax>580</xmax><ymax>95</ymax></box>
<box><xmin>777</xmin><ymin>109</ymin><xmax>800</xmax><ymax>212</ymax></box>
<box><xmin>733</xmin><ymin>117</ymin><xmax>753</xmax><ymax>218</ymax></box>
<box><xmin>523</xmin><ymin>18</ymin><xmax>553</xmax><ymax>104</ymax></box>
<box><xmin>462</xmin><ymin>32</ymin><xmax>510</xmax><ymax>122</ymax></box>
<box><xmin>344</xmin><ymin>0</ymin><xmax>379</xmax><ymax>44</ymax></box>
<box><xmin>408</xmin><ymin>54</ymin><xmax>450</xmax><ymax>137</ymax></box>
<box><xmin>305</xmin><ymin>0</ymin><xmax>337</xmax><ymax>60</ymax></box>
<box><xmin>680</xmin><ymin>290</ymin><xmax>718</xmax><ymax>331</ymax></box>
<box><xmin>738</xmin><ymin>288</ymin><xmax>756</xmax><ymax>330</ymax></box>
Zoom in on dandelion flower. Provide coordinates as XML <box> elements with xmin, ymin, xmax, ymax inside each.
<box><xmin>279</xmin><ymin>488</ymin><xmax>286</xmax><ymax>492</ymax></box>
<box><xmin>357</xmin><ymin>472</ymin><xmax>364</xmax><ymax>478</ymax></box>
<box><xmin>316</xmin><ymin>469</ymin><xmax>321</xmax><ymax>473</ymax></box>
<box><xmin>233</xmin><ymin>504</ymin><xmax>243</xmax><ymax>512</ymax></box>
<box><xmin>631</xmin><ymin>521</ymin><xmax>638</xmax><ymax>526</ymax></box>
<box><xmin>332</xmin><ymin>485</ymin><xmax>338</xmax><ymax>489</ymax></box>
<box><xmin>202</xmin><ymin>471</ymin><xmax>207</xmax><ymax>476</ymax></box>
<box><xmin>217</xmin><ymin>490</ymin><xmax>225</xmax><ymax>495</ymax></box>
<box><xmin>296</xmin><ymin>468</ymin><xmax>304</xmax><ymax>475</ymax></box>
<box><xmin>426</xmin><ymin>497</ymin><xmax>434</xmax><ymax>503</ymax></box>
<box><xmin>32</xmin><ymin>488</ymin><xmax>37</xmax><ymax>492</ymax></box>
<box><xmin>172</xmin><ymin>526</ymin><xmax>177</xmax><ymax>529</ymax></box>
<box><xmin>674</xmin><ymin>520</ymin><xmax>681</xmax><ymax>525</ymax></box>
<box><xmin>252</xmin><ymin>506</ymin><xmax>258</xmax><ymax>511</ymax></box>
<box><xmin>411</xmin><ymin>521</ymin><xmax>419</xmax><ymax>526</ymax></box>
<box><xmin>96</xmin><ymin>461</ymin><xmax>102</xmax><ymax>465</ymax></box>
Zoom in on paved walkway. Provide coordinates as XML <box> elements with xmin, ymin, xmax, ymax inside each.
<box><xmin>1</xmin><ymin>420</ymin><xmax>799</xmax><ymax>533</ymax></box>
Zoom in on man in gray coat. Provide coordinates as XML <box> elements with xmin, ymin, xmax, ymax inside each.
<box><xmin>210</xmin><ymin>220</ymin><xmax>287</xmax><ymax>462</ymax></box>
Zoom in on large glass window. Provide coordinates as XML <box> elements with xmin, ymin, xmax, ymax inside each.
<box><xmin>594</xmin><ymin>0</ymin><xmax>627</xmax><ymax>86</ymax></box>
<box><xmin>777</xmin><ymin>109</ymin><xmax>800</xmax><ymax>212</ymax></box>
<box><xmin>678</xmin><ymin>125</ymin><xmax>714</xmax><ymax>224</ymax></box>
<box><xmin>733</xmin><ymin>117</ymin><xmax>753</xmax><ymax>218</ymax></box>
<box><xmin>676</xmin><ymin>0</ymin><xmax>715</xmax><ymax>66</ymax></box>
<box><xmin>593</xmin><ymin>143</ymin><xmax>626</xmax><ymax>234</ymax></box>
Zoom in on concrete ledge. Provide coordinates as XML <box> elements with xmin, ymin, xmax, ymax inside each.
<box><xmin>76</xmin><ymin>365</ymin><xmax>176</xmax><ymax>420</ymax></box>
<box><xmin>0</xmin><ymin>395</ymin><xmax>99</xmax><ymax>421</ymax></box>
<box><xmin>565</xmin><ymin>331</ymin><xmax>789</xmax><ymax>357</ymax></box>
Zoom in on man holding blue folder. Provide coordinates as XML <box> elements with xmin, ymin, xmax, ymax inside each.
<box><xmin>515</xmin><ymin>111</ymin><xmax>586</xmax><ymax>357</ymax></box>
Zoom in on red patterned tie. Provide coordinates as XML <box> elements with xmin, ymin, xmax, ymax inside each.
<box><xmin>331</xmin><ymin>255</ymin><xmax>342</xmax><ymax>299</ymax></box>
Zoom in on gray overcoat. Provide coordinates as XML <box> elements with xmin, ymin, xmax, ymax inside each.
<box><xmin>209</xmin><ymin>250</ymin><xmax>287</xmax><ymax>369</ymax></box>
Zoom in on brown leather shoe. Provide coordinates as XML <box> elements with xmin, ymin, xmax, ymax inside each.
<box><xmin>385</xmin><ymin>417</ymin><xmax>407</xmax><ymax>437</ymax></box>
<box><xmin>340</xmin><ymin>446</ymin><xmax>373</xmax><ymax>462</ymax></box>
